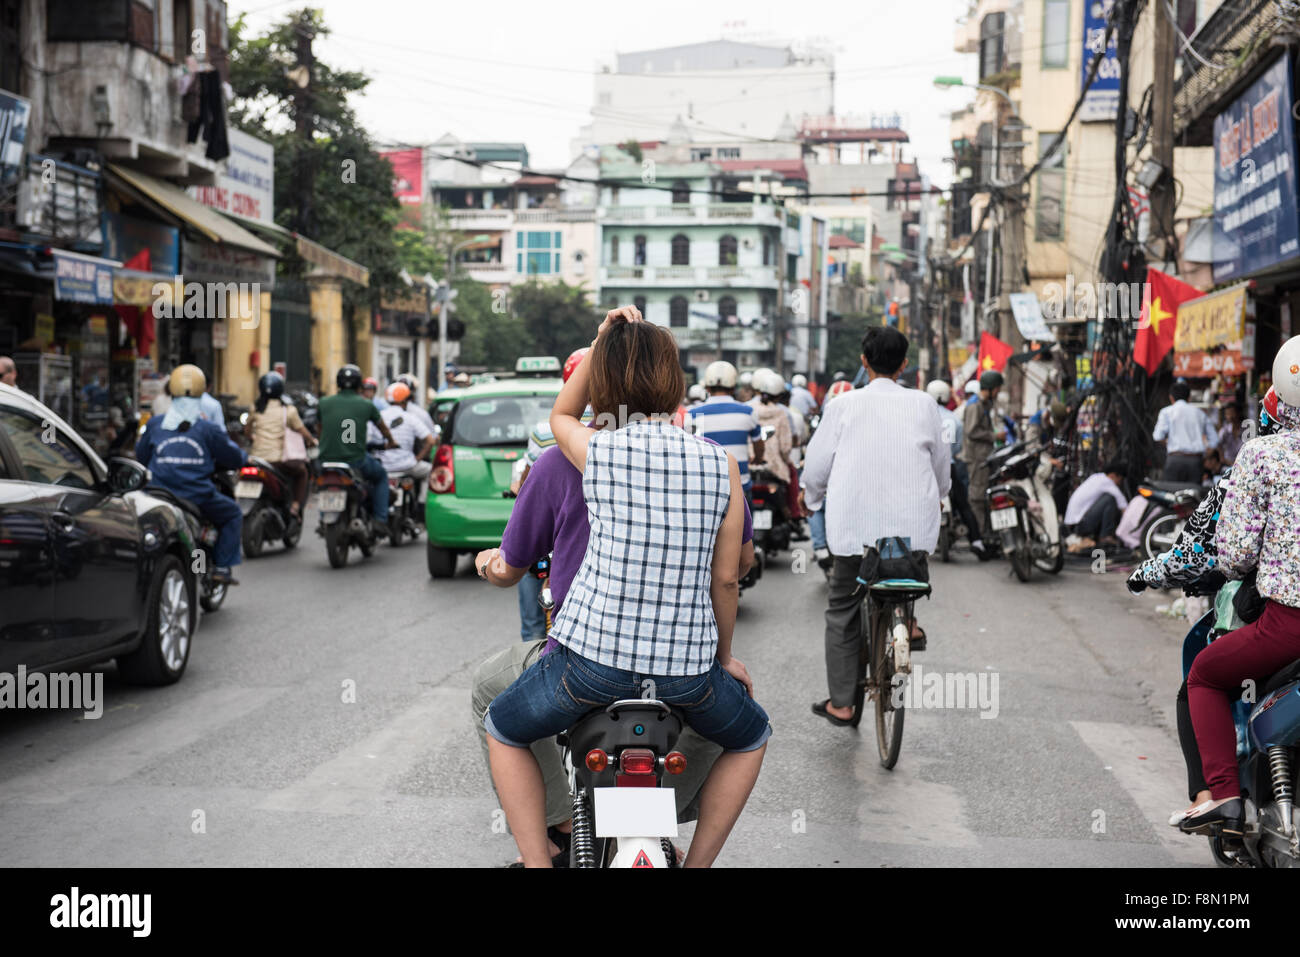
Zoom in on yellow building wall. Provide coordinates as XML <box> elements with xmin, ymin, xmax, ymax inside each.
<box><xmin>310</xmin><ymin>277</ymin><xmax>346</xmax><ymax>394</ymax></box>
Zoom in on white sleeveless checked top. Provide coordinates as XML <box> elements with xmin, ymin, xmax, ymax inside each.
<box><xmin>550</xmin><ymin>419</ymin><xmax>732</xmax><ymax>676</ymax></box>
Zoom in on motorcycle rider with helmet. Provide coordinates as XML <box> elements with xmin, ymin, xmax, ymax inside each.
<box><xmin>395</xmin><ymin>373</ymin><xmax>438</xmax><ymax>442</ymax></box>
<box><xmin>375</xmin><ymin>382</ymin><xmax>435</xmax><ymax>500</ymax></box>
<box><xmin>686</xmin><ymin>360</ymin><xmax>764</xmax><ymax>507</ymax></box>
<box><xmin>318</xmin><ymin>364</ymin><xmax>399</xmax><ymax>537</ymax></box>
<box><xmin>135</xmin><ymin>365</ymin><xmax>247</xmax><ymax>584</ymax></box>
<box><xmin>247</xmin><ymin>371</ymin><xmax>318</xmax><ymax>519</ymax></box>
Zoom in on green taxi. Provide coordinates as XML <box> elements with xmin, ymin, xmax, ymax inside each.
<box><xmin>424</xmin><ymin>358</ymin><xmax>562</xmax><ymax>578</ymax></box>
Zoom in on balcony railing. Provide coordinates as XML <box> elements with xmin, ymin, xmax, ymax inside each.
<box><xmin>446</xmin><ymin>209</ymin><xmax>513</xmax><ymax>226</ymax></box>
<box><xmin>1173</xmin><ymin>0</ymin><xmax>1282</xmax><ymax>142</ymax></box>
<box><xmin>600</xmin><ymin>264</ymin><xmax>779</xmax><ymax>286</ymax></box>
<box><xmin>599</xmin><ymin>203</ymin><xmax>781</xmax><ymax>224</ymax></box>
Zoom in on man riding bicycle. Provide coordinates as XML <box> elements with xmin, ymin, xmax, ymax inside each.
<box><xmin>802</xmin><ymin>327</ymin><xmax>951</xmax><ymax>726</ymax></box>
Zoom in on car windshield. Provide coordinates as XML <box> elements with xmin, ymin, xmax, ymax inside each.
<box><xmin>450</xmin><ymin>394</ymin><xmax>556</xmax><ymax>448</ymax></box>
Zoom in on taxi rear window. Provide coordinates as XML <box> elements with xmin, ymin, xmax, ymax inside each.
<box><xmin>450</xmin><ymin>394</ymin><xmax>556</xmax><ymax>448</ymax></box>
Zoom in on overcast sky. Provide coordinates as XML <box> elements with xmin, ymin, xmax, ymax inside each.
<box><xmin>230</xmin><ymin>0</ymin><xmax>977</xmax><ymax>186</ymax></box>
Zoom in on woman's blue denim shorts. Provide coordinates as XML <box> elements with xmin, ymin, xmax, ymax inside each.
<box><xmin>485</xmin><ymin>642</ymin><xmax>772</xmax><ymax>753</ymax></box>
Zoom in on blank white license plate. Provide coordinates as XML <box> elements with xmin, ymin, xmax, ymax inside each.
<box><xmin>593</xmin><ymin>787</ymin><xmax>678</xmax><ymax>838</ymax></box>
<box><xmin>752</xmin><ymin>509</ymin><xmax>773</xmax><ymax>530</ymax></box>
<box><xmin>318</xmin><ymin>490</ymin><xmax>347</xmax><ymax>513</ymax></box>
<box><xmin>235</xmin><ymin>480</ymin><xmax>262</xmax><ymax>499</ymax></box>
<box><xmin>990</xmin><ymin>507</ymin><xmax>1018</xmax><ymax>531</ymax></box>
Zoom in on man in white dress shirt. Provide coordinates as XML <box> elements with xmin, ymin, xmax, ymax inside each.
<box><xmin>1154</xmin><ymin>380</ymin><xmax>1217</xmax><ymax>483</ymax></box>
<box><xmin>803</xmin><ymin>326</ymin><xmax>951</xmax><ymax>725</ymax></box>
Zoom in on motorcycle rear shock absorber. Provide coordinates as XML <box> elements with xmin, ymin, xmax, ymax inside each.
<box><xmin>570</xmin><ymin>787</ymin><xmax>596</xmax><ymax>868</ymax></box>
<box><xmin>1267</xmin><ymin>746</ymin><xmax>1295</xmax><ymax>839</ymax></box>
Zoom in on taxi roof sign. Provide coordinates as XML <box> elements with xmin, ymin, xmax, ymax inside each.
<box><xmin>515</xmin><ymin>356</ymin><xmax>561</xmax><ymax>375</ymax></box>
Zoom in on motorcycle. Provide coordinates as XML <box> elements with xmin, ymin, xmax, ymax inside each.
<box><xmin>558</xmin><ymin>698</ymin><xmax>689</xmax><ymax>868</ymax></box>
<box><xmin>1135</xmin><ymin>480</ymin><xmax>1210</xmax><ymax>563</ymax></box>
<box><xmin>385</xmin><ymin>468</ymin><xmax>425</xmax><ymax>547</ymax></box>
<box><xmin>984</xmin><ymin>441</ymin><xmax>1063</xmax><ymax>582</ymax></box>
<box><xmin>740</xmin><ymin>543</ymin><xmax>764</xmax><ymax>594</ymax></box>
<box><xmin>937</xmin><ymin>494</ymin><xmax>962</xmax><ymax>563</ymax></box>
<box><xmin>146</xmin><ymin>469</ymin><xmax>237</xmax><ymax>613</ymax></box>
<box><xmin>1181</xmin><ymin>584</ymin><xmax>1300</xmax><ymax>868</ymax></box>
<box><xmin>749</xmin><ymin>464</ymin><xmax>791</xmax><ymax>555</ymax></box>
<box><xmin>234</xmin><ymin>457</ymin><xmax>303</xmax><ymax>557</ymax></box>
<box><xmin>315</xmin><ymin>444</ymin><xmax>385</xmax><ymax>568</ymax></box>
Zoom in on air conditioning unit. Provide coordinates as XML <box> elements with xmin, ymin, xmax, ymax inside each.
<box><xmin>742</xmin><ymin>238</ymin><xmax>755</xmax><ymax>249</ymax></box>
<box><xmin>694</xmin><ymin>289</ymin><xmax>710</xmax><ymax>302</ymax></box>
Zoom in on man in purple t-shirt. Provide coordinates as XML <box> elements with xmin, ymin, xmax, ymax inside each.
<box><xmin>469</xmin><ymin>440</ymin><xmax>754</xmax><ymax>862</ymax></box>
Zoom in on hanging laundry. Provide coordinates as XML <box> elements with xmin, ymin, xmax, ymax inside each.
<box><xmin>186</xmin><ymin>69</ymin><xmax>229</xmax><ymax>162</ymax></box>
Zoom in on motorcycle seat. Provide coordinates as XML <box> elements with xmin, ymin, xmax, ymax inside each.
<box><xmin>1263</xmin><ymin>658</ymin><xmax>1300</xmax><ymax>698</ymax></box>
<box><xmin>869</xmin><ymin>579</ymin><xmax>932</xmax><ymax>604</ymax></box>
<box><xmin>145</xmin><ymin>485</ymin><xmax>205</xmax><ymax>520</ymax></box>
<box><xmin>320</xmin><ymin>461</ymin><xmax>365</xmax><ymax>479</ymax></box>
<box><xmin>1144</xmin><ymin>480</ymin><xmax>1206</xmax><ymax>494</ymax></box>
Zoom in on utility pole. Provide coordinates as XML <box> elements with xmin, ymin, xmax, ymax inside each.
<box><xmin>291</xmin><ymin>11</ymin><xmax>316</xmax><ymax>238</ymax></box>
<box><xmin>1150</xmin><ymin>0</ymin><xmax>1177</xmax><ymax>265</ymax></box>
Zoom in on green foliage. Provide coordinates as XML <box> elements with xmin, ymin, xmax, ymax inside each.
<box><xmin>619</xmin><ymin>140</ymin><xmax>643</xmax><ymax>163</ymax></box>
<box><xmin>392</xmin><ymin>225</ymin><xmax>443</xmax><ymax>278</ymax></box>
<box><xmin>227</xmin><ymin>9</ymin><xmax>405</xmax><ymax>304</ymax></box>
<box><xmin>453</xmin><ymin>280</ymin><xmax>532</xmax><ymax>369</ymax></box>
<box><xmin>825</xmin><ymin>310</ymin><xmax>881</xmax><ymax>380</ymax></box>
<box><xmin>510</xmin><ymin>281</ymin><xmax>600</xmax><ymax>359</ymax></box>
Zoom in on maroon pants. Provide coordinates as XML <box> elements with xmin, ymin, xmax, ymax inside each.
<box><xmin>272</xmin><ymin>460</ymin><xmax>309</xmax><ymax>511</ymax></box>
<box><xmin>1188</xmin><ymin>600</ymin><xmax>1300</xmax><ymax>799</ymax></box>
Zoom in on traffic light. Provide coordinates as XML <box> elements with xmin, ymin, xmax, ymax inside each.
<box><xmin>446</xmin><ymin>317</ymin><xmax>466</xmax><ymax>341</ymax></box>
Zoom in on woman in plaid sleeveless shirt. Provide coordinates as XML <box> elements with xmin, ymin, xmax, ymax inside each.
<box><xmin>484</xmin><ymin>307</ymin><xmax>770</xmax><ymax>867</ymax></box>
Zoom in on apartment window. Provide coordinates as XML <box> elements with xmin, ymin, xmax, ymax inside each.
<box><xmin>690</xmin><ymin>148</ymin><xmax>713</xmax><ymax>162</ymax></box>
<box><xmin>979</xmin><ymin>12</ymin><xmax>1005</xmax><ymax>80</ymax></box>
<box><xmin>522</xmin><ymin>230</ymin><xmax>558</xmax><ymax>274</ymax></box>
<box><xmin>762</xmin><ymin>235</ymin><xmax>772</xmax><ymax>265</ymax></box>
<box><xmin>634</xmin><ymin>296</ymin><xmax>647</xmax><ymax>316</ymax></box>
<box><xmin>671</xmin><ymin>181</ymin><xmax>690</xmax><ymax>205</ymax></box>
<box><xmin>1042</xmin><ymin>0</ymin><xmax>1069</xmax><ymax>68</ymax></box>
<box><xmin>172</xmin><ymin>0</ymin><xmax>191</xmax><ymax>61</ymax></box>
<box><xmin>1035</xmin><ymin>133</ymin><xmax>1066</xmax><ymax>241</ymax></box>
<box><xmin>610</xmin><ymin>235</ymin><xmax>620</xmax><ymax>265</ymax></box>
<box><xmin>669</xmin><ymin>296</ymin><xmax>688</xmax><ymax>327</ymax></box>
<box><xmin>47</xmin><ymin>0</ymin><xmax>130</xmax><ymax>41</ymax></box>
<box><xmin>718</xmin><ymin>235</ymin><xmax>738</xmax><ymax>266</ymax></box>
<box><xmin>598</xmin><ymin>92</ymin><xmax>612</xmax><ymax>106</ymax></box>
<box><xmin>717</xmin><ymin>147</ymin><xmax>740</xmax><ymax>160</ymax></box>
<box><xmin>671</xmin><ymin>234</ymin><xmax>690</xmax><ymax>266</ymax></box>
<box><xmin>886</xmin><ymin>179</ymin><xmax>898</xmax><ymax>211</ymax></box>
<box><xmin>633</xmin><ymin>235</ymin><xmax>646</xmax><ymax>266</ymax></box>
<box><xmin>718</xmin><ymin>296</ymin><xmax>737</xmax><ymax>324</ymax></box>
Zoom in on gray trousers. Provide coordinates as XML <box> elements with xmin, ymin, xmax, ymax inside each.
<box><xmin>824</xmin><ymin>555</ymin><xmax>868</xmax><ymax>708</ymax></box>
<box><xmin>470</xmin><ymin>639</ymin><xmax>722</xmax><ymax>826</ymax></box>
<box><xmin>1163</xmin><ymin>453</ymin><xmax>1203</xmax><ymax>484</ymax></box>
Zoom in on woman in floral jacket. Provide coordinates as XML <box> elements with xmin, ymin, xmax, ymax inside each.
<box><xmin>1174</xmin><ymin>341</ymin><xmax>1300</xmax><ymax>836</ymax></box>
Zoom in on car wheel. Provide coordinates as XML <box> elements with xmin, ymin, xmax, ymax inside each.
<box><xmin>427</xmin><ymin>543</ymin><xmax>457</xmax><ymax>578</ymax></box>
<box><xmin>118</xmin><ymin>555</ymin><xmax>193</xmax><ymax>686</ymax></box>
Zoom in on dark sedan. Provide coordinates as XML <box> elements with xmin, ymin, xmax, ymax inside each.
<box><xmin>0</xmin><ymin>383</ymin><xmax>199</xmax><ymax>685</ymax></box>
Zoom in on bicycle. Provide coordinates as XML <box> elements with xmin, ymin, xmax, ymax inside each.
<box><xmin>850</xmin><ymin>577</ymin><xmax>932</xmax><ymax>769</ymax></box>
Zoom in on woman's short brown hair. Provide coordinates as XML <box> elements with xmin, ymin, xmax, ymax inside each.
<box><xmin>588</xmin><ymin>320</ymin><xmax>684</xmax><ymax>422</ymax></box>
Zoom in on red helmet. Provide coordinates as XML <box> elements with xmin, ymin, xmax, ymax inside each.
<box><xmin>563</xmin><ymin>348</ymin><xmax>589</xmax><ymax>383</ymax></box>
<box><xmin>1264</xmin><ymin>385</ymin><xmax>1280</xmax><ymax>423</ymax></box>
<box><xmin>362</xmin><ymin>376</ymin><xmax>379</xmax><ymax>390</ymax></box>
<box><xmin>826</xmin><ymin>381</ymin><xmax>854</xmax><ymax>402</ymax></box>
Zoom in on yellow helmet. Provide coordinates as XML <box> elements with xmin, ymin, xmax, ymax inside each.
<box><xmin>168</xmin><ymin>364</ymin><xmax>207</xmax><ymax>397</ymax></box>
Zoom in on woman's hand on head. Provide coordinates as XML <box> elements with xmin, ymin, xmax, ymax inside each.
<box><xmin>597</xmin><ymin>304</ymin><xmax>644</xmax><ymax>338</ymax></box>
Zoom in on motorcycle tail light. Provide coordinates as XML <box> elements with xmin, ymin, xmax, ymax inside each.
<box><xmin>990</xmin><ymin>493</ymin><xmax>1014</xmax><ymax>510</ymax></box>
<box><xmin>1138</xmin><ymin>487</ymin><xmax>1153</xmax><ymax>498</ymax></box>
<box><xmin>664</xmin><ymin>752</ymin><xmax>687</xmax><ymax>775</ymax></box>
<box><xmin>430</xmin><ymin>444</ymin><xmax>455</xmax><ymax>494</ymax></box>
<box><xmin>239</xmin><ymin>466</ymin><xmax>260</xmax><ymax>478</ymax></box>
<box><xmin>585</xmin><ymin>749</ymin><xmax>608</xmax><ymax>772</ymax></box>
<box><xmin>619</xmin><ymin>749</ymin><xmax>656</xmax><ymax>775</ymax></box>
<box><xmin>317</xmin><ymin>473</ymin><xmax>352</xmax><ymax>488</ymax></box>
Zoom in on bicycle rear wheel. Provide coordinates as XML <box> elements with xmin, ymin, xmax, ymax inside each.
<box><xmin>849</xmin><ymin>598</ymin><xmax>874</xmax><ymax>728</ymax></box>
<box><xmin>873</xmin><ymin>607</ymin><xmax>905</xmax><ymax>768</ymax></box>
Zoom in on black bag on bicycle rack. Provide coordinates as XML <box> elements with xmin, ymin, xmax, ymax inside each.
<box><xmin>854</xmin><ymin>536</ymin><xmax>929</xmax><ymax>597</ymax></box>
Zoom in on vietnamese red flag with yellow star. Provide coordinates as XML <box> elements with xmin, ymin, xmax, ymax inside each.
<box><xmin>1134</xmin><ymin>267</ymin><xmax>1202</xmax><ymax>375</ymax></box>
<box><xmin>977</xmin><ymin>331</ymin><xmax>1013</xmax><ymax>374</ymax></box>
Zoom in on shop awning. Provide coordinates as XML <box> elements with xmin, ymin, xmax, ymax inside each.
<box><xmin>292</xmin><ymin>232</ymin><xmax>369</xmax><ymax>287</ymax></box>
<box><xmin>106</xmin><ymin>164</ymin><xmax>281</xmax><ymax>259</ymax></box>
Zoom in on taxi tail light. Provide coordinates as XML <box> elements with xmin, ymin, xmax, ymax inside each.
<box><xmin>430</xmin><ymin>444</ymin><xmax>455</xmax><ymax>494</ymax></box>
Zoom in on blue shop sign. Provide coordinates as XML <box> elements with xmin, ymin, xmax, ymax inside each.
<box><xmin>1080</xmin><ymin>0</ymin><xmax>1121</xmax><ymax>122</ymax></box>
<box><xmin>1213</xmin><ymin>55</ymin><xmax>1300</xmax><ymax>282</ymax></box>
<box><xmin>53</xmin><ymin>250</ymin><xmax>114</xmax><ymax>304</ymax></box>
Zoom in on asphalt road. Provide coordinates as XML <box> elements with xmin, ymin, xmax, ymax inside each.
<box><xmin>0</xmin><ymin>512</ymin><xmax>1210</xmax><ymax>867</ymax></box>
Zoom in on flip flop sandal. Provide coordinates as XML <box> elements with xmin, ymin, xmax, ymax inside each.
<box><xmin>812</xmin><ymin>699</ymin><xmax>854</xmax><ymax>726</ymax></box>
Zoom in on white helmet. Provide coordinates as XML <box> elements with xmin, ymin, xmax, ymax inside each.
<box><xmin>926</xmin><ymin>380</ymin><xmax>951</xmax><ymax>404</ymax></box>
<box><xmin>792</xmin><ymin>374</ymin><xmax>807</xmax><ymax>389</ymax></box>
<box><xmin>754</xmin><ymin>369</ymin><xmax>784</xmax><ymax>397</ymax></box>
<box><xmin>964</xmin><ymin>379</ymin><xmax>980</xmax><ymax>395</ymax></box>
<box><xmin>703</xmin><ymin>360</ymin><xmax>738</xmax><ymax>389</ymax></box>
<box><xmin>687</xmin><ymin>383</ymin><xmax>707</xmax><ymax>402</ymax></box>
<box><xmin>1273</xmin><ymin>336</ymin><xmax>1300</xmax><ymax>408</ymax></box>
<box><xmin>737</xmin><ymin>370</ymin><xmax>753</xmax><ymax>387</ymax></box>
